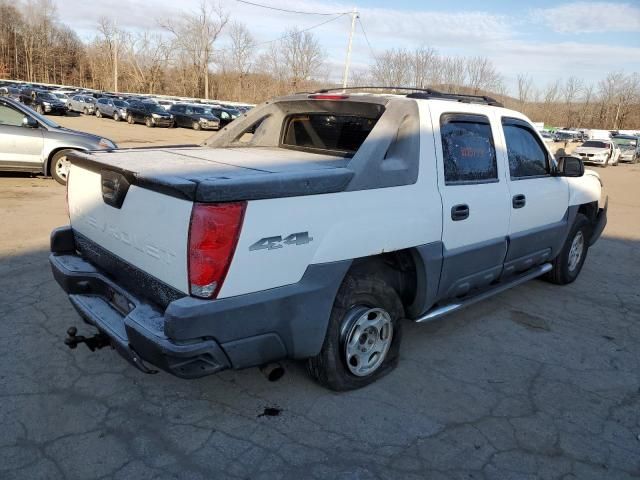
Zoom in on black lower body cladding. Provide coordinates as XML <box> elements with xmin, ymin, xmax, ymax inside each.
<box><xmin>50</xmin><ymin>226</ymin><xmax>351</xmax><ymax>377</ymax></box>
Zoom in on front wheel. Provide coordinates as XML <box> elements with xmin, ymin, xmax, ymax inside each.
<box><xmin>50</xmin><ymin>149</ymin><xmax>75</xmax><ymax>185</ymax></box>
<box><xmin>113</xmin><ymin>112</ymin><xmax>119</xmax><ymax>122</ymax></box>
<box><xmin>544</xmin><ymin>213</ymin><xmax>590</xmax><ymax>285</ymax></box>
<box><xmin>36</xmin><ymin>105</ymin><xmax>44</xmax><ymax>114</ymax></box>
<box><xmin>127</xmin><ymin>114</ymin><xmax>134</xmax><ymax>124</ymax></box>
<box><xmin>192</xmin><ymin>121</ymin><xmax>201</xmax><ymax>131</ymax></box>
<box><xmin>96</xmin><ymin>109</ymin><xmax>101</xmax><ymax>118</ymax></box>
<box><xmin>145</xmin><ymin>117</ymin><xmax>154</xmax><ymax>128</ymax></box>
<box><xmin>307</xmin><ymin>273</ymin><xmax>404</xmax><ymax>391</ymax></box>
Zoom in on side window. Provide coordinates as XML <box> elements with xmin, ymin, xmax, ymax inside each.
<box><xmin>440</xmin><ymin>113</ymin><xmax>498</xmax><ymax>184</ymax></box>
<box><xmin>185</xmin><ymin>107</ymin><xmax>192</xmax><ymax>115</ymax></box>
<box><xmin>502</xmin><ymin>119</ymin><xmax>549</xmax><ymax>178</ymax></box>
<box><xmin>0</xmin><ymin>104</ymin><xmax>25</xmax><ymax>127</ymax></box>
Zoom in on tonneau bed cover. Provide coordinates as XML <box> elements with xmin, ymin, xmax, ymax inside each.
<box><xmin>70</xmin><ymin>146</ymin><xmax>354</xmax><ymax>202</ymax></box>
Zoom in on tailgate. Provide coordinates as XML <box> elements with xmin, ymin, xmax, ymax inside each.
<box><xmin>68</xmin><ymin>164</ymin><xmax>192</xmax><ymax>294</ymax></box>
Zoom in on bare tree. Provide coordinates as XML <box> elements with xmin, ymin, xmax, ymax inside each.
<box><xmin>162</xmin><ymin>1</ymin><xmax>228</xmax><ymax>99</ymax></box>
<box><xmin>465</xmin><ymin>56</ymin><xmax>502</xmax><ymax>94</ymax></box>
<box><xmin>280</xmin><ymin>28</ymin><xmax>325</xmax><ymax>90</ymax></box>
<box><xmin>562</xmin><ymin>76</ymin><xmax>583</xmax><ymax>126</ymax></box>
<box><xmin>517</xmin><ymin>74</ymin><xmax>533</xmax><ymax>107</ymax></box>
<box><xmin>370</xmin><ymin>49</ymin><xmax>411</xmax><ymax>87</ymax></box>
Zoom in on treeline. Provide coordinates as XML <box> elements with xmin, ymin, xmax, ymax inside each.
<box><xmin>355</xmin><ymin>47</ymin><xmax>639</xmax><ymax>129</ymax></box>
<box><xmin>0</xmin><ymin>0</ymin><xmax>328</xmax><ymax>102</ymax></box>
<box><xmin>1</xmin><ymin>0</ymin><xmax>638</xmax><ymax>129</ymax></box>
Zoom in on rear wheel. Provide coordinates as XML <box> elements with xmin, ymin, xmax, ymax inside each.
<box><xmin>113</xmin><ymin>112</ymin><xmax>120</xmax><ymax>122</ymax></box>
<box><xmin>544</xmin><ymin>213</ymin><xmax>590</xmax><ymax>285</ymax></box>
<box><xmin>50</xmin><ymin>149</ymin><xmax>75</xmax><ymax>186</ymax></box>
<box><xmin>127</xmin><ymin>114</ymin><xmax>134</xmax><ymax>124</ymax></box>
<box><xmin>307</xmin><ymin>273</ymin><xmax>404</xmax><ymax>391</ymax></box>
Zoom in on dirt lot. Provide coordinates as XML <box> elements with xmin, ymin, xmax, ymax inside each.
<box><xmin>0</xmin><ymin>118</ymin><xmax>639</xmax><ymax>479</ymax></box>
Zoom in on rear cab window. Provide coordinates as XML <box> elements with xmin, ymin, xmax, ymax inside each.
<box><xmin>281</xmin><ymin>114</ymin><xmax>379</xmax><ymax>158</ymax></box>
<box><xmin>440</xmin><ymin>113</ymin><xmax>498</xmax><ymax>184</ymax></box>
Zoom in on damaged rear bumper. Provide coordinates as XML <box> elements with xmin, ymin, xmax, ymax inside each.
<box><xmin>50</xmin><ymin>250</ymin><xmax>231</xmax><ymax>378</ymax></box>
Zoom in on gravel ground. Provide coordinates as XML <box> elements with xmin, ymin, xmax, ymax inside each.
<box><xmin>0</xmin><ymin>119</ymin><xmax>639</xmax><ymax>479</ymax></box>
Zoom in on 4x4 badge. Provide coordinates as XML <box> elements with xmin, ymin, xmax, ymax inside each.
<box><xmin>249</xmin><ymin>232</ymin><xmax>313</xmax><ymax>251</ymax></box>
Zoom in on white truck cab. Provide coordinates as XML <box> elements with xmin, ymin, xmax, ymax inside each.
<box><xmin>50</xmin><ymin>89</ymin><xmax>607</xmax><ymax>390</ymax></box>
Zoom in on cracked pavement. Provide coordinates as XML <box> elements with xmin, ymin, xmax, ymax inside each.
<box><xmin>1</xmin><ymin>163</ymin><xmax>639</xmax><ymax>479</ymax></box>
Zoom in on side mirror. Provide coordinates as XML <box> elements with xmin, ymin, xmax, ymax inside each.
<box><xmin>22</xmin><ymin>116</ymin><xmax>38</xmax><ymax>128</ymax></box>
<box><xmin>557</xmin><ymin>156</ymin><xmax>584</xmax><ymax>177</ymax></box>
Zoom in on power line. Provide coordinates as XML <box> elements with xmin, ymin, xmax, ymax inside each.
<box><xmin>235</xmin><ymin>0</ymin><xmax>350</xmax><ymax>16</ymax></box>
<box><xmin>253</xmin><ymin>12</ymin><xmax>349</xmax><ymax>48</ymax></box>
<box><xmin>357</xmin><ymin>17</ymin><xmax>377</xmax><ymax>62</ymax></box>
<box><xmin>210</xmin><ymin>11</ymin><xmax>349</xmax><ymax>55</ymax></box>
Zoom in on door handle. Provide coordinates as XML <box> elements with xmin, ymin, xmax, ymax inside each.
<box><xmin>512</xmin><ymin>194</ymin><xmax>526</xmax><ymax>209</ymax></box>
<box><xmin>451</xmin><ymin>204</ymin><xmax>470</xmax><ymax>221</ymax></box>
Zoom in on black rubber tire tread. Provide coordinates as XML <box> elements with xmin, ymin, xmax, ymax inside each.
<box><xmin>307</xmin><ymin>272</ymin><xmax>404</xmax><ymax>391</ymax></box>
<box><xmin>544</xmin><ymin>213</ymin><xmax>590</xmax><ymax>285</ymax></box>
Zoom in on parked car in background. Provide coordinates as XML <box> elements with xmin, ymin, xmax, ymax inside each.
<box><xmin>204</xmin><ymin>106</ymin><xmax>239</xmax><ymax>128</ymax></box>
<box><xmin>67</xmin><ymin>95</ymin><xmax>96</xmax><ymax>115</ymax></box>
<box><xmin>156</xmin><ymin>100</ymin><xmax>175</xmax><ymax>111</ymax></box>
<box><xmin>0</xmin><ymin>96</ymin><xmax>116</xmax><ymax>184</ymax></box>
<box><xmin>126</xmin><ymin>101</ymin><xmax>174</xmax><ymax>127</ymax></box>
<box><xmin>95</xmin><ymin>97</ymin><xmax>129</xmax><ymax>121</ymax></box>
<box><xmin>19</xmin><ymin>90</ymin><xmax>67</xmax><ymax>115</ymax></box>
<box><xmin>0</xmin><ymin>86</ymin><xmax>21</xmax><ymax>100</ymax></box>
<box><xmin>169</xmin><ymin>104</ymin><xmax>220</xmax><ymax>130</ymax></box>
<box><xmin>612</xmin><ymin>135</ymin><xmax>639</xmax><ymax>163</ymax></box>
<box><xmin>586</xmin><ymin>129</ymin><xmax>611</xmax><ymax>140</ymax></box>
<box><xmin>539</xmin><ymin>130</ymin><xmax>554</xmax><ymax>144</ymax></box>
<box><xmin>52</xmin><ymin>92</ymin><xmax>70</xmax><ymax>107</ymax></box>
<box><xmin>573</xmin><ymin>139</ymin><xmax>620</xmax><ymax>167</ymax></box>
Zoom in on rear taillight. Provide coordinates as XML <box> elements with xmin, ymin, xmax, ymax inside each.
<box><xmin>188</xmin><ymin>202</ymin><xmax>246</xmax><ymax>299</ymax></box>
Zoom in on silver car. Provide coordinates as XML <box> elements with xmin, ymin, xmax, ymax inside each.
<box><xmin>0</xmin><ymin>97</ymin><xmax>117</xmax><ymax>184</ymax></box>
<box><xmin>67</xmin><ymin>95</ymin><xmax>96</xmax><ymax>115</ymax></box>
<box><xmin>95</xmin><ymin>97</ymin><xmax>129</xmax><ymax>121</ymax></box>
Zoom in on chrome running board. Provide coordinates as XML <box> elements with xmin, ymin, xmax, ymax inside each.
<box><xmin>415</xmin><ymin>263</ymin><xmax>552</xmax><ymax>323</ymax></box>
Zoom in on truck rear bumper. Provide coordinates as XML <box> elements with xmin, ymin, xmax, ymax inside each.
<box><xmin>50</xmin><ymin>251</ymin><xmax>231</xmax><ymax>378</ymax></box>
<box><xmin>50</xmin><ymin>226</ymin><xmax>350</xmax><ymax>378</ymax></box>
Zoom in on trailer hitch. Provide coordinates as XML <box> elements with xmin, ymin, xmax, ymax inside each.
<box><xmin>64</xmin><ymin>326</ymin><xmax>112</xmax><ymax>352</ymax></box>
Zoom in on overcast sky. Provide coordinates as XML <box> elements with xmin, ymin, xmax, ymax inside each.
<box><xmin>54</xmin><ymin>0</ymin><xmax>640</xmax><ymax>93</ymax></box>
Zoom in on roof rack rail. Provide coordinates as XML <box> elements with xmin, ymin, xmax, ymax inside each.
<box><xmin>312</xmin><ymin>86</ymin><xmax>504</xmax><ymax>107</ymax></box>
<box><xmin>405</xmin><ymin>91</ymin><xmax>503</xmax><ymax>107</ymax></box>
<box><xmin>314</xmin><ymin>86</ymin><xmax>443</xmax><ymax>95</ymax></box>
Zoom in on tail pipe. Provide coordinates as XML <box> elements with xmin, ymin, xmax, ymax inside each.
<box><xmin>260</xmin><ymin>363</ymin><xmax>285</xmax><ymax>382</ymax></box>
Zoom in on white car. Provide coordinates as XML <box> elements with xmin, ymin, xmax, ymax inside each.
<box><xmin>573</xmin><ymin>139</ymin><xmax>620</xmax><ymax>167</ymax></box>
<box><xmin>50</xmin><ymin>90</ymin><xmax>607</xmax><ymax>390</ymax></box>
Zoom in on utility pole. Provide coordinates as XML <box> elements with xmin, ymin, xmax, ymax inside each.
<box><xmin>342</xmin><ymin>8</ymin><xmax>358</xmax><ymax>89</ymax></box>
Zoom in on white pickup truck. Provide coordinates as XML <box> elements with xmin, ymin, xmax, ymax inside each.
<box><xmin>50</xmin><ymin>89</ymin><xmax>607</xmax><ymax>390</ymax></box>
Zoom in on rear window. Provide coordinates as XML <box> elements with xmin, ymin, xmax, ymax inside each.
<box><xmin>440</xmin><ymin>113</ymin><xmax>498</xmax><ymax>184</ymax></box>
<box><xmin>281</xmin><ymin>114</ymin><xmax>379</xmax><ymax>157</ymax></box>
<box><xmin>582</xmin><ymin>141</ymin><xmax>608</xmax><ymax>148</ymax></box>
